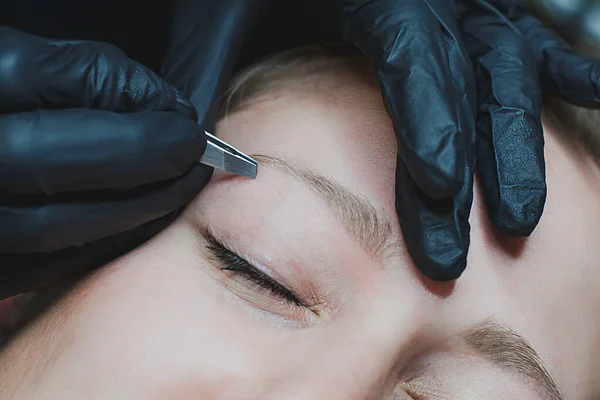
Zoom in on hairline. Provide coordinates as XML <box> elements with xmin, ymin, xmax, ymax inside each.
<box><xmin>220</xmin><ymin>43</ymin><xmax>600</xmax><ymax>165</ymax></box>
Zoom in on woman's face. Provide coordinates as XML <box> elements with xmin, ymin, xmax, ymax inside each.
<box><xmin>2</xmin><ymin>77</ymin><xmax>600</xmax><ymax>400</ymax></box>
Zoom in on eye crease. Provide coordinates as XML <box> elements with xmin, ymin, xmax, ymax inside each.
<box><xmin>204</xmin><ymin>233</ymin><xmax>306</xmax><ymax>307</ymax></box>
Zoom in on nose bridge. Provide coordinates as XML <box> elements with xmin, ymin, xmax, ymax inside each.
<box><xmin>270</xmin><ymin>290</ymin><xmax>428</xmax><ymax>400</ymax></box>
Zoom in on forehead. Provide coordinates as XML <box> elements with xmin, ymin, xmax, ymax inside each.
<box><xmin>216</xmin><ymin>87</ymin><xmax>398</xmax><ymax>218</ymax></box>
<box><xmin>207</xmin><ymin>82</ymin><xmax>570</xmax><ymax>397</ymax></box>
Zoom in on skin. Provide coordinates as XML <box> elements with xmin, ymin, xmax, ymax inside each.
<box><xmin>1</xmin><ymin>75</ymin><xmax>600</xmax><ymax>400</ymax></box>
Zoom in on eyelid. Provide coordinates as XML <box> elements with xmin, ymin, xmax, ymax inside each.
<box><xmin>223</xmin><ymin>255</ymin><xmax>303</xmax><ymax>307</ymax></box>
<box><xmin>202</xmin><ymin>230</ymin><xmax>306</xmax><ymax>307</ymax></box>
<box><xmin>222</xmin><ymin>256</ymin><xmax>306</xmax><ymax>307</ymax></box>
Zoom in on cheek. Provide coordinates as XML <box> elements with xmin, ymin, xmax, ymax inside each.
<box><xmin>41</xmin><ymin>226</ymin><xmax>284</xmax><ymax>398</ymax></box>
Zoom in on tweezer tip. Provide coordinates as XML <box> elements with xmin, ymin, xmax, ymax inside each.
<box><xmin>201</xmin><ymin>130</ymin><xmax>258</xmax><ymax>178</ymax></box>
<box><xmin>227</xmin><ymin>156</ymin><xmax>258</xmax><ymax>179</ymax></box>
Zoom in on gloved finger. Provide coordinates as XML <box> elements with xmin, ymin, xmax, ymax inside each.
<box><xmin>0</xmin><ymin>164</ymin><xmax>212</xmax><ymax>254</ymax></box>
<box><xmin>0</xmin><ymin>211</ymin><xmax>179</xmax><ymax>300</ymax></box>
<box><xmin>425</xmin><ymin>0</ymin><xmax>478</xmax><ymax>160</ymax></box>
<box><xmin>511</xmin><ymin>14</ymin><xmax>600</xmax><ymax>107</ymax></box>
<box><xmin>161</xmin><ymin>0</ymin><xmax>262</xmax><ymax>130</ymax></box>
<box><xmin>333</xmin><ymin>0</ymin><xmax>472</xmax><ymax>198</ymax></box>
<box><xmin>396</xmin><ymin>155</ymin><xmax>474</xmax><ymax>281</ymax></box>
<box><xmin>0</xmin><ymin>109</ymin><xmax>206</xmax><ymax>196</ymax></box>
<box><xmin>461</xmin><ymin>9</ymin><xmax>547</xmax><ymax>236</ymax></box>
<box><xmin>0</xmin><ymin>26</ymin><xmax>197</xmax><ymax>119</ymax></box>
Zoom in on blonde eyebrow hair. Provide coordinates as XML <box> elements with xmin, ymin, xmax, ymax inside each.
<box><xmin>253</xmin><ymin>154</ymin><xmax>393</xmax><ymax>259</ymax></box>
<box><xmin>461</xmin><ymin>320</ymin><xmax>563</xmax><ymax>400</ymax></box>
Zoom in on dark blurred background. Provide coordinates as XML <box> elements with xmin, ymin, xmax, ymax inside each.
<box><xmin>4</xmin><ymin>0</ymin><xmax>599</xmax><ymax>76</ymax></box>
<box><xmin>0</xmin><ymin>0</ymin><xmax>334</xmax><ymax>75</ymax></box>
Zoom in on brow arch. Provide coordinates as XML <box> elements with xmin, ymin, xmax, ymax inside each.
<box><xmin>253</xmin><ymin>154</ymin><xmax>392</xmax><ymax>258</ymax></box>
<box><xmin>461</xmin><ymin>320</ymin><xmax>562</xmax><ymax>400</ymax></box>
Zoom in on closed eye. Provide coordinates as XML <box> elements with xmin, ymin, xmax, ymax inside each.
<box><xmin>204</xmin><ymin>232</ymin><xmax>305</xmax><ymax>307</ymax></box>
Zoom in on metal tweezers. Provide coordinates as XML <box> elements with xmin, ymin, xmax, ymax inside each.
<box><xmin>198</xmin><ymin>131</ymin><xmax>258</xmax><ymax>179</ymax></box>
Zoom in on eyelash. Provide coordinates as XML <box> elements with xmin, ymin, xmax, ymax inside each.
<box><xmin>205</xmin><ymin>235</ymin><xmax>304</xmax><ymax>307</ymax></box>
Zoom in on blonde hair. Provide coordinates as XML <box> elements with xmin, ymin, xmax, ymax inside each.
<box><xmin>219</xmin><ymin>43</ymin><xmax>376</xmax><ymax>118</ymax></box>
<box><xmin>219</xmin><ymin>42</ymin><xmax>600</xmax><ymax>165</ymax></box>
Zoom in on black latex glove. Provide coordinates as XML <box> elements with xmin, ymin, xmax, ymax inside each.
<box><xmin>161</xmin><ymin>0</ymin><xmax>266</xmax><ymax>130</ymax></box>
<box><xmin>163</xmin><ymin>0</ymin><xmax>477</xmax><ymax>281</ymax></box>
<box><xmin>465</xmin><ymin>0</ymin><xmax>600</xmax><ymax>108</ymax></box>
<box><xmin>330</xmin><ymin>0</ymin><xmax>477</xmax><ymax>281</ymax></box>
<box><xmin>458</xmin><ymin>0</ymin><xmax>600</xmax><ymax>254</ymax></box>
<box><xmin>0</xmin><ymin>27</ymin><xmax>212</xmax><ymax>299</ymax></box>
<box><xmin>332</xmin><ymin>0</ymin><xmax>600</xmax><ymax>281</ymax></box>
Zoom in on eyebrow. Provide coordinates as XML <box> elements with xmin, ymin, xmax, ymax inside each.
<box><xmin>461</xmin><ymin>320</ymin><xmax>563</xmax><ymax>400</ymax></box>
<box><xmin>249</xmin><ymin>156</ymin><xmax>561</xmax><ymax>396</ymax></box>
<box><xmin>252</xmin><ymin>155</ymin><xmax>392</xmax><ymax>258</ymax></box>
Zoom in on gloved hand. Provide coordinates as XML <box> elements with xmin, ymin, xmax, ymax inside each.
<box><xmin>330</xmin><ymin>0</ymin><xmax>600</xmax><ymax>280</ymax></box>
<box><xmin>461</xmin><ymin>0</ymin><xmax>600</xmax><ymax>239</ymax></box>
<box><xmin>160</xmin><ymin>0</ymin><xmax>266</xmax><ymax>131</ymax></box>
<box><xmin>0</xmin><ymin>26</ymin><xmax>212</xmax><ymax>299</ymax></box>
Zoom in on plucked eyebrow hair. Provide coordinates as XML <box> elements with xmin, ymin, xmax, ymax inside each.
<box><xmin>252</xmin><ymin>155</ymin><xmax>393</xmax><ymax>258</ymax></box>
<box><xmin>461</xmin><ymin>320</ymin><xmax>563</xmax><ymax>400</ymax></box>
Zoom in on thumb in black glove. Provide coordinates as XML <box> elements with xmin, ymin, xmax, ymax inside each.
<box><xmin>330</xmin><ymin>0</ymin><xmax>477</xmax><ymax>280</ymax></box>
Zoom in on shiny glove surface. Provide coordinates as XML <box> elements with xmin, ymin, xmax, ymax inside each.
<box><xmin>0</xmin><ymin>26</ymin><xmax>212</xmax><ymax>299</ymax></box>
<box><xmin>331</xmin><ymin>0</ymin><xmax>600</xmax><ymax>280</ymax></box>
<box><xmin>160</xmin><ymin>0</ymin><xmax>265</xmax><ymax>130</ymax></box>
